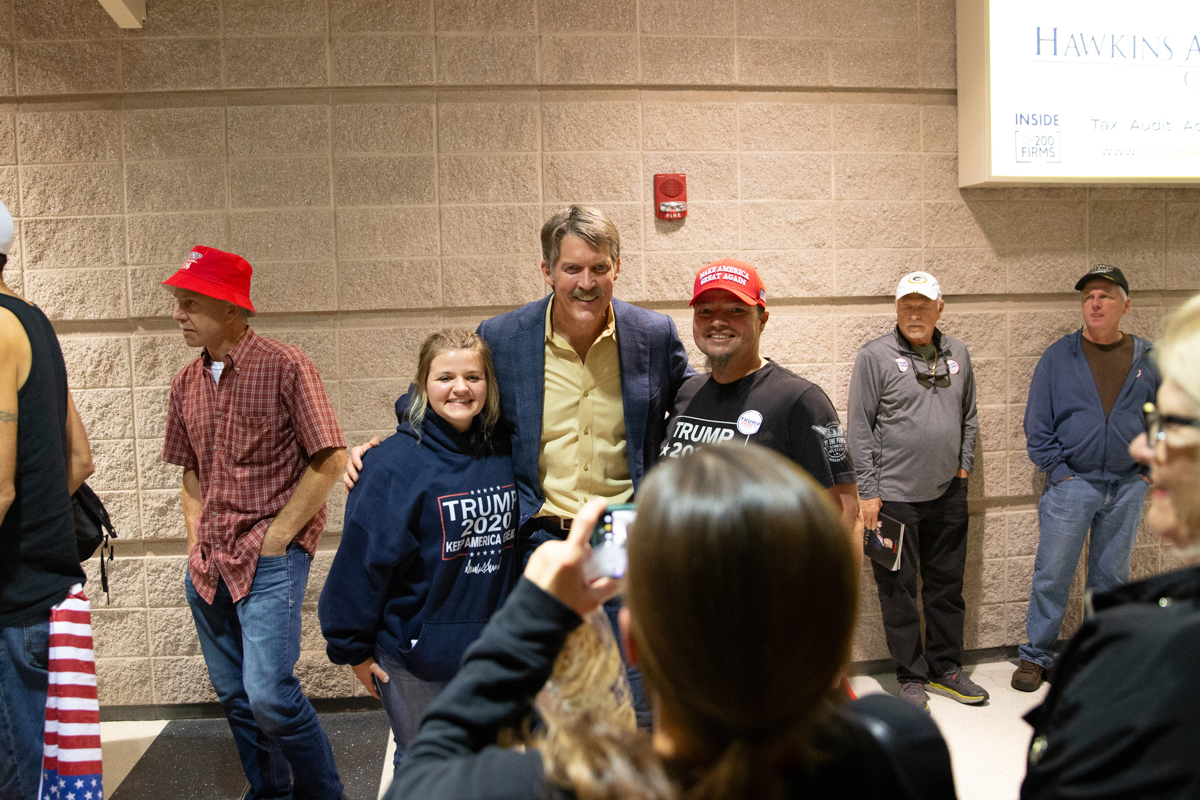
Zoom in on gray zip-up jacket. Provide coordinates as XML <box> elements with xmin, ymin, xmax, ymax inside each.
<box><xmin>848</xmin><ymin>326</ymin><xmax>978</xmax><ymax>503</ymax></box>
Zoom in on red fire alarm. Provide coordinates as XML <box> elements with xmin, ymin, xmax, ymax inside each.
<box><xmin>654</xmin><ymin>173</ymin><xmax>687</xmax><ymax>220</ymax></box>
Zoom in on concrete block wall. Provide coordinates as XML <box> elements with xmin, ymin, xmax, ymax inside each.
<box><xmin>1</xmin><ymin>0</ymin><xmax>1196</xmax><ymax>705</ymax></box>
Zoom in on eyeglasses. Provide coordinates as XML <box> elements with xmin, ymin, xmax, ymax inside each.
<box><xmin>915</xmin><ymin>369</ymin><xmax>951</xmax><ymax>388</ymax></box>
<box><xmin>1143</xmin><ymin>402</ymin><xmax>1200</xmax><ymax>444</ymax></box>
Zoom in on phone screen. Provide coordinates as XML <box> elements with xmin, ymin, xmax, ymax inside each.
<box><xmin>589</xmin><ymin>504</ymin><xmax>636</xmax><ymax>579</ymax></box>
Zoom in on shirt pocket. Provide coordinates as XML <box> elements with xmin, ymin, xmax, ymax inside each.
<box><xmin>229</xmin><ymin>413</ymin><xmax>289</xmax><ymax>466</ymax></box>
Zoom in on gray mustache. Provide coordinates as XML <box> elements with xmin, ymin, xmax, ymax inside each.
<box><xmin>570</xmin><ymin>287</ymin><xmax>604</xmax><ymax>301</ymax></box>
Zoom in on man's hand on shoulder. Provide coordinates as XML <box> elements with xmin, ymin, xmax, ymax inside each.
<box><xmin>343</xmin><ymin>437</ymin><xmax>382</xmax><ymax>491</ymax></box>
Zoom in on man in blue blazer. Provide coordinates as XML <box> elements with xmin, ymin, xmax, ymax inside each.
<box><xmin>478</xmin><ymin>205</ymin><xmax>693</xmax><ymax>547</ymax></box>
<box><xmin>480</xmin><ymin>206</ymin><xmax>691</xmax><ymax>730</ymax></box>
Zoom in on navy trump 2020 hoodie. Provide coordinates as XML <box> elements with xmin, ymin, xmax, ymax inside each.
<box><xmin>319</xmin><ymin>395</ymin><xmax>521</xmax><ymax>682</ymax></box>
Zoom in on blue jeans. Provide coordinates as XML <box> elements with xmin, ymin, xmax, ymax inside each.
<box><xmin>0</xmin><ymin>614</ymin><xmax>50</xmax><ymax>800</ymax></box>
<box><xmin>373</xmin><ymin>650</ymin><xmax>446</xmax><ymax>778</ymax></box>
<box><xmin>1020</xmin><ymin>474</ymin><xmax>1149</xmax><ymax>668</ymax></box>
<box><xmin>187</xmin><ymin>547</ymin><xmax>343</xmax><ymax>800</ymax></box>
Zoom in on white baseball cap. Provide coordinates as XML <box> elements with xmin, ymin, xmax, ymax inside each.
<box><xmin>895</xmin><ymin>271</ymin><xmax>941</xmax><ymax>301</ymax></box>
<box><xmin>0</xmin><ymin>200</ymin><xmax>12</xmax><ymax>256</ymax></box>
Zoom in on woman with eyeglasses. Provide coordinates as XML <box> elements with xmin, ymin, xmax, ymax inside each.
<box><xmin>1021</xmin><ymin>295</ymin><xmax>1200</xmax><ymax>800</ymax></box>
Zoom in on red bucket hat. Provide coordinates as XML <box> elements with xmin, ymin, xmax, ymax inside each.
<box><xmin>162</xmin><ymin>246</ymin><xmax>256</xmax><ymax>313</ymax></box>
<box><xmin>691</xmin><ymin>258</ymin><xmax>767</xmax><ymax>308</ymax></box>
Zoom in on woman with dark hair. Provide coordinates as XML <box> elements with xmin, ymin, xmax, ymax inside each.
<box><xmin>318</xmin><ymin>330</ymin><xmax>521</xmax><ymax>776</ymax></box>
<box><xmin>387</xmin><ymin>445</ymin><xmax>955</xmax><ymax>800</ymax></box>
<box><xmin>1021</xmin><ymin>296</ymin><xmax>1200</xmax><ymax>800</ymax></box>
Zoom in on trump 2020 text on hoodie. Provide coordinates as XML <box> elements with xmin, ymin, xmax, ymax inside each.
<box><xmin>318</xmin><ymin>395</ymin><xmax>521</xmax><ymax>681</ymax></box>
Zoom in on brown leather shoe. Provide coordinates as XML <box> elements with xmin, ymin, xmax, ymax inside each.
<box><xmin>1011</xmin><ymin>659</ymin><xmax>1045</xmax><ymax>692</ymax></box>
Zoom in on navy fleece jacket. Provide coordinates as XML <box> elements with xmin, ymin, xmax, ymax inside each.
<box><xmin>1023</xmin><ymin>330</ymin><xmax>1159</xmax><ymax>485</ymax></box>
<box><xmin>319</xmin><ymin>396</ymin><xmax>521</xmax><ymax>682</ymax></box>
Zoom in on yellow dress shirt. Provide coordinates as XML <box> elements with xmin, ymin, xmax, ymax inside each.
<box><xmin>537</xmin><ymin>299</ymin><xmax>632</xmax><ymax>518</ymax></box>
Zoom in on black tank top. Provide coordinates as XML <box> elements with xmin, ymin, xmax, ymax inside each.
<box><xmin>0</xmin><ymin>294</ymin><xmax>83</xmax><ymax>626</ymax></box>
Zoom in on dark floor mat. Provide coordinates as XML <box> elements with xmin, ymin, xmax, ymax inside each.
<box><xmin>109</xmin><ymin>710</ymin><xmax>391</xmax><ymax>800</ymax></box>
<box><xmin>323</xmin><ymin>709</ymin><xmax>391</xmax><ymax>800</ymax></box>
<box><xmin>110</xmin><ymin>718</ymin><xmax>248</xmax><ymax>800</ymax></box>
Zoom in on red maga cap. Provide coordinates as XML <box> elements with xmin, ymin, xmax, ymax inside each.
<box><xmin>691</xmin><ymin>258</ymin><xmax>766</xmax><ymax>308</ymax></box>
<box><xmin>162</xmin><ymin>246</ymin><xmax>256</xmax><ymax>313</ymax></box>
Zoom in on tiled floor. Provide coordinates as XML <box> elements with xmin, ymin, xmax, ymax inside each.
<box><xmin>98</xmin><ymin>659</ymin><xmax>1048</xmax><ymax>800</ymax></box>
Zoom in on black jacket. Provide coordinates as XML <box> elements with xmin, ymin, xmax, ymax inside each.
<box><xmin>1022</xmin><ymin>564</ymin><xmax>1200</xmax><ymax>799</ymax></box>
<box><xmin>389</xmin><ymin>578</ymin><xmax>956</xmax><ymax>800</ymax></box>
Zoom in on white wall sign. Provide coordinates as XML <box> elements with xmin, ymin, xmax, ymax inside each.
<box><xmin>957</xmin><ymin>0</ymin><xmax>1200</xmax><ymax>186</ymax></box>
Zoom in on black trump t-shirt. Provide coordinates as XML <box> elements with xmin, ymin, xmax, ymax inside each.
<box><xmin>661</xmin><ymin>360</ymin><xmax>856</xmax><ymax>489</ymax></box>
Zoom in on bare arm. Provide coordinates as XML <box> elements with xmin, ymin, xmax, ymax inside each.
<box><xmin>261</xmin><ymin>446</ymin><xmax>349</xmax><ymax>556</ymax></box>
<box><xmin>65</xmin><ymin>392</ymin><xmax>94</xmax><ymax>495</ymax></box>
<box><xmin>0</xmin><ymin>314</ymin><xmax>22</xmax><ymax>525</ymax></box>
<box><xmin>182</xmin><ymin>468</ymin><xmax>202</xmax><ymax>552</ymax></box>
<box><xmin>827</xmin><ymin>482</ymin><xmax>863</xmax><ymax>563</ymax></box>
<box><xmin>0</xmin><ymin>383</ymin><xmax>15</xmax><ymax>527</ymax></box>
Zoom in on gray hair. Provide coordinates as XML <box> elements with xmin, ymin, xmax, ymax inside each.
<box><xmin>540</xmin><ymin>205</ymin><xmax>620</xmax><ymax>274</ymax></box>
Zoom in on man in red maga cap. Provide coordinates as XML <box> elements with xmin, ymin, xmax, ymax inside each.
<box><xmin>160</xmin><ymin>247</ymin><xmax>348</xmax><ymax>799</ymax></box>
<box><xmin>661</xmin><ymin>258</ymin><xmax>862</xmax><ymax>549</ymax></box>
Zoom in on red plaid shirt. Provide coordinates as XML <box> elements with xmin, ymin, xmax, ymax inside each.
<box><xmin>162</xmin><ymin>328</ymin><xmax>345</xmax><ymax>603</ymax></box>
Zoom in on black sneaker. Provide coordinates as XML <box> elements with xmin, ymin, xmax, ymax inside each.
<box><xmin>899</xmin><ymin>681</ymin><xmax>930</xmax><ymax>712</ymax></box>
<box><xmin>928</xmin><ymin>668</ymin><xmax>989</xmax><ymax>704</ymax></box>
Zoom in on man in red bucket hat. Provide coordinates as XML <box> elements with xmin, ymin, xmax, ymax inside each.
<box><xmin>160</xmin><ymin>246</ymin><xmax>348</xmax><ymax>799</ymax></box>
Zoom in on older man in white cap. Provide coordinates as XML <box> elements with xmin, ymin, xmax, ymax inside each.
<box><xmin>848</xmin><ymin>272</ymin><xmax>982</xmax><ymax>711</ymax></box>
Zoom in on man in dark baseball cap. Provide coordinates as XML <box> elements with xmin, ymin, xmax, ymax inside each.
<box><xmin>1073</xmin><ymin>263</ymin><xmax>1129</xmax><ymax>295</ymax></box>
<box><xmin>1014</xmin><ymin>264</ymin><xmax>1160</xmax><ymax>692</ymax></box>
<box><xmin>160</xmin><ymin>247</ymin><xmax>349</xmax><ymax>799</ymax></box>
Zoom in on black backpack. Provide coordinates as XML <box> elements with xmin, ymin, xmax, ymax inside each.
<box><xmin>73</xmin><ymin>482</ymin><xmax>117</xmax><ymax>601</ymax></box>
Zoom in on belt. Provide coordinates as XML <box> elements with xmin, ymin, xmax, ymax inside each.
<box><xmin>525</xmin><ymin>515</ymin><xmax>573</xmax><ymax>532</ymax></box>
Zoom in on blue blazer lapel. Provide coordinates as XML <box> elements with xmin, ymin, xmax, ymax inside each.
<box><xmin>614</xmin><ymin>301</ymin><xmax>650</xmax><ymax>485</ymax></box>
<box><xmin>506</xmin><ymin>296</ymin><xmax>548</xmax><ymax>518</ymax></box>
<box><xmin>515</xmin><ymin>300</ymin><xmax>547</xmax><ymax>452</ymax></box>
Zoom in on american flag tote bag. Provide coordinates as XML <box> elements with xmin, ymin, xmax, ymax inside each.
<box><xmin>38</xmin><ymin>585</ymin><xmax>103</xmax><ymax>800</ymax></box>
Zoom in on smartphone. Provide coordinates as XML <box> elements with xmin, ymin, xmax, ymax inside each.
<box><xmin>586</xmin><ymin>503</ymin><xmax>637</xmax><ymax>580</ymax></box>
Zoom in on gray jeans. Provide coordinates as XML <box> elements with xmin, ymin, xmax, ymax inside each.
<box><xmin>374</xmin><ymin>648</ymin><xmax>448</xmax><ymax>776</ymax></box>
